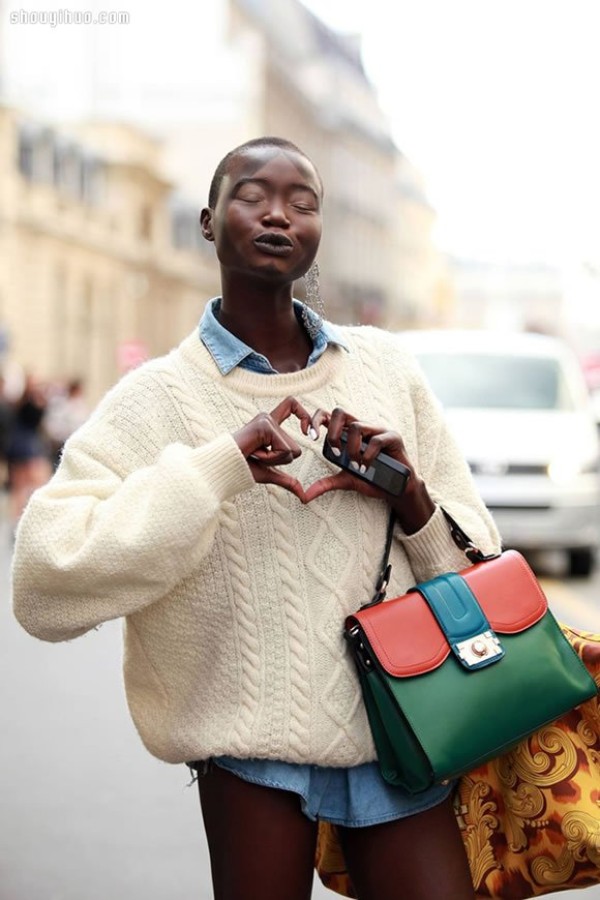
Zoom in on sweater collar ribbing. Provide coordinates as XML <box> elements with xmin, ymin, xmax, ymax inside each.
<box><xmin>177</xmin><ymin>330</ymin><xmax>349</xmax><ymax>397</ymax></box>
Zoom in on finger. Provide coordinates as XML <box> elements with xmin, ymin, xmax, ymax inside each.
<box><xmin>326</xmin><ymin>407</ymin><xmax>357</xmax><ymax>453</ymax></box>
<box><xmin>304</xmin><ymin>472</ymin><xmax>354</xmax><ymax>503</ymax></box>
<box><xmin>306</xmin><ymin>464</ymin><xmax>398</xmax><ymax>503</ymax></box>
<box><xmin>308</xmin><ymin>408</ymin><xmax>331</xmax><ymax>441</ymax></box>
<box><xmin>254</xmin><ymin>420</ymin><xmax>303</xmax><ymax>463</ymax></box>
<box><xmin>234</xmin><ymin>414</ymin><xmax>300</xmax><ymax>459</ymax></box>
<box><xmin>342</xmin><ymin>422</ymin><xmax>388</xmax><ymax>468</ymax></box>
<box><xmin>345</xmin><ymin>421</ymin><xmax>367</xmax><ymax>464</ymax></box>
<box><xmin>250</xmin><ymin>448</ymin><xmax>296</xmax><ymax>466</ymax></box>
<box><xmin>270</xmin><ymin>396</ymin><xmax>312</xmax><ymax>435</ymax></box>
<box><xmin>359</xmin><ymin>431</ymin><xmax>408</xmax><ymax>469</ymax></box>
<box><xmin>252</xmin><ymin>464</ymin><xmax>307</xmax><ymax>503</ymax></box>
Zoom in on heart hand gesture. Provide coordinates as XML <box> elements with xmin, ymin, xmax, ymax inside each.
<box><xmin>233</xmin><ymin>396</ymin><xmax>313</xmax><ymax>503</ymax></box>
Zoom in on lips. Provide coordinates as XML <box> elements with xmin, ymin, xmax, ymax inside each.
<box><xmin>254</xmin><ymin>232</ymin><xmax>294</xmax><ymax>256</ymax></box>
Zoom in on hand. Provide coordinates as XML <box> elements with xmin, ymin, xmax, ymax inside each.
<box><xmin>305</xmin><ymin>407</ymin><xmax>435</xmax><ymax>534</ymax></box>
<box><xmin>233</xmin><ymin>396</ymin><xmax>312</xmax><ymax>503</ymax></box>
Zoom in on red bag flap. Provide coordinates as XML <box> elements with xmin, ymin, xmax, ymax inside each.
<box><xmin>347</xmin><ymin>549</ymin><xmax>548</xmax><ymax>678</ymax></box>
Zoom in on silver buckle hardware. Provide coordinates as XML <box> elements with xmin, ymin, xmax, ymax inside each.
<box><xmin>456</xmin><ymin>631</ymin><xmax>503</xmax><ymax>668</ymax></box>
<box><xmin>346</xmin><ymin>625</ymin><xmax>374</xmax><ymax>672</ymax></box>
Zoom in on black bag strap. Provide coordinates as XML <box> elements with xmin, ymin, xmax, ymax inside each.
<box><xmin>366</xmin><ymin>510</ymin><xmax>397</xmax><ymax>607</ymax></box>
<box><xmin>439</xmin><ymin>509</ymin><xmax>497</xmax><ymax>565</ymax></box>
<box><xmin>363</xmin><ymin>507</ymin><xmax>497</xmax><ymax>609</ymax></box>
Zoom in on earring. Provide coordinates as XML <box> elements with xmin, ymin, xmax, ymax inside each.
<box><xmin>301</xmin><ymin>261</ymin><xmax>324</xmax><ymax>340</ymax></box>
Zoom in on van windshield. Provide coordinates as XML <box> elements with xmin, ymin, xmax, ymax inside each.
<box><xmin>416</xmin><ymin>353</ymin><xmax>575</xmax><ymax>411</ymax></box>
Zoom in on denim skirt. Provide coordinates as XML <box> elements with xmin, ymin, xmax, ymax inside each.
<box><xmin>211</xmin><ymin>756</ymin><xmax>453</xmax><ymax>828</ymax></box>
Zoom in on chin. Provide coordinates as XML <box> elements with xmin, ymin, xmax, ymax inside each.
<box><xmin>253</xmin><ymin>262</ymin><xmax>293</xmax><ymax>281</ymax></box>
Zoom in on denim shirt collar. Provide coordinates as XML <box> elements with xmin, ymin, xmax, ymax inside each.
<box><xmin>199</xmin><ymin>297</ymin><xmax>349</xmax><ymax>375</ymax></box>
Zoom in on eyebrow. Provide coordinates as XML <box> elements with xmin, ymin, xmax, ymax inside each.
<box><xmin>233</xmin><ymin>177</ymin><xmax>320</xmax><ymax>202</ymax></box>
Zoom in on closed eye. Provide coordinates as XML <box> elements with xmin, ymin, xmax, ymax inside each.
<box><xmin>238</xmin><ymin>193</ymin><xmax>264</xmax><ymax>203</ymax></box>
<box><xmin>235</xmin><ymin>183</ymin><xmax>267</xmax><ymax>203</ymax></box>
<box><xmin>292</xmin><ymin>203</ymin><xmax>317</xmax><ymax>212</ymax></box>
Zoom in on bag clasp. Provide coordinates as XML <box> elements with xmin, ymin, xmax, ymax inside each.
<box><xmin>456</xmin><ymin>631</ymin><xmax>503</xmax><ymax>667</ymax></box>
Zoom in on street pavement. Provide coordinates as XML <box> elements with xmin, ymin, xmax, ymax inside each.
<box><xmin>2</xmin><ymin>525</ymin><xmax>600</xmax><ymax>899</ymax></box>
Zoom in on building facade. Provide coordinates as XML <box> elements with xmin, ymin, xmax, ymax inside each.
<box><xmin>164</xmin><ymin>0</ymin><xmax>442</xmax><ymax>327</ymax></box>
<box><xmin>0</xmin><ymin>107</ymin><xmax>219</xmax><ymax>401</ymax></box>
<box><xmin>447</xmin><ymin>257</ymin><xmax>565</xmax><ymax>334</ymax></box>
<box><xmin>0</xmin><ymin>0</ymin><xmax>444</xmax><ymax>399</ymax></box>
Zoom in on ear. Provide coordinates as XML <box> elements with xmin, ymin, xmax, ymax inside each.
<box><xmin>200</xmin><ymin>208</ymin><xmax>214</xmax><ymax>242</ymax></box>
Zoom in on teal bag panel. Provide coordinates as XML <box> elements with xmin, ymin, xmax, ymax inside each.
<box><xmin>372</xmin><ymin>611</ymin><xmax>596</xmax><ymax>789</ymax></box>
<box><xmin>416</xmin><ymin>572</ymin><xmax>505</xmax><ymax>670</ymax></box>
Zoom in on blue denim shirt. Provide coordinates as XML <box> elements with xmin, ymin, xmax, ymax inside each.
<box><xmin>196</xmin><ymin>300</ymin><xmax>452</xmax><ymax>825</ymax></box>
<box><xmin>199</xmin><ymin>296</ymin><xmax>348</xmax><ymax>374</ymax></box>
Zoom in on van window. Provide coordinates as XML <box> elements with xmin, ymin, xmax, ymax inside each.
<box><xmin>416</xmin><ymin>353</ymin><xmax>576</xmax><ymax>411</ymax></box>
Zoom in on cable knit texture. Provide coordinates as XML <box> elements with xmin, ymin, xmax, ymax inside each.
<box><xmin>12</xmin><ymin>326</ymin><xmax>501</xmax><ymax>766</ymax></box>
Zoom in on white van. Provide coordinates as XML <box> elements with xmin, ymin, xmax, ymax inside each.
<box><xmin>400</xmin><ymin>329</ymin><xmax>600</xmax><ymax>577</ymax></box>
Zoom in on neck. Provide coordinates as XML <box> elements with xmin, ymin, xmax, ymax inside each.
<box><xmin>218</xmin><ymin>274</ymin><xmax>312</xmax><ymax>372</ymax></box>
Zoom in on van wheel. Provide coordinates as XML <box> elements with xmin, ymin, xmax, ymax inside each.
<box><xmin>567</xmin><ymin>548</ymin><xmax>595</xmax><ymax>578</ymax></box>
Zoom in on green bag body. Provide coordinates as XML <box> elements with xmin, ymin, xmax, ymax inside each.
<box><xmin>346</xmin><ymin>549</ymin><xmax>598</xmax><ymax>794</ymax></box>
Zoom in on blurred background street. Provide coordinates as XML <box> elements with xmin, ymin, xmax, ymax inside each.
<box><xmin>2</xmin><ymin>0</ymin><xmax>600</xmax><ymax>896</ymax></box>
<box><xmin>2</xmin><ymin>522</ymin><xmax>600</xmax><ymax>899</ymax></box>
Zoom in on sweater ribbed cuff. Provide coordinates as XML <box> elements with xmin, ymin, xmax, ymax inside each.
<box><xmin>187</xmin><ymin>433</ymin><xmax>255</xmax><ymax>503</ymax></box>
<box><xmin>396</xmin><ymin>504</ymin><xmax>466</xmax><ymax>579</ymax></box>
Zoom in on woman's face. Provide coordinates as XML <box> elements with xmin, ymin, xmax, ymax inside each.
<box><xmin>202</xmin><ymin>147</ymin><xmax>323</xmax><ymax>284</ymax></box>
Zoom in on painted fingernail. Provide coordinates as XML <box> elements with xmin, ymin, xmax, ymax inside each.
<box><xmin>350</xmin><ymin>460</ymin><xmax>360</xmax><ymax>470</ymax></box>
<box><xmin>308</xmin><ymin>427</ymin><xmax>318</xmax><ymax>441</ymax></box>
<box><xmin>331</xmin><ymin>447</ymin><xmax>341</xmax><ymax>457</ymax></box>
<box><xmin>359</xmin><ymin>464</ymin><xmax>367</xmax><ymax>474</ymax></box>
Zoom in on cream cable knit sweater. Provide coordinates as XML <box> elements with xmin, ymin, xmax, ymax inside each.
<box><xmin>12</xmin><ymin>326</ymin><xmax>501</xmax><ymax>766</ymax></box>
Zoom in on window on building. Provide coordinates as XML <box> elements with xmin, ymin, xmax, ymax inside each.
<box><xmin>17</xmin><ymin>122</ymin><xmax>107</xmax><ymax>206</ymax></box>
<box><xmin>53</xmin><ymin>141</ymin><xmax>83</xmax><ymax>197</ymax></box>
<box><xmin>17</xmin><ymin>123</ymin><xmax>54</xmax><ymax>183</ymax></box>
<box><xmin>17</xmin><ymin>127</ymin><xmax>35</xmax><ymax>180</ymax></box>
<box><xmin>33</xmin><ymin>129</ymin><xmax>55</xmax><ymax>183</ymax></box>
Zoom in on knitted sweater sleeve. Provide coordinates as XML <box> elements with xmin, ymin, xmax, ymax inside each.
<box><xmin>11</xmin><ymin>372</ymin><xmax>255</xmax><ymax>643</ymax></box>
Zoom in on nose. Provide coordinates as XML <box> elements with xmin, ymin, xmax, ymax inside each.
<box><xmin>262</xmin><ymin>198</ymin><xmax>290</xmax><ymax>227</ymax></box>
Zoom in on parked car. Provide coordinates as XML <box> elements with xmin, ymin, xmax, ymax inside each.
<box><xmin>399</xmin><ymin>329</ymin><xmax>600</xmax><ymax>577</ymax></box>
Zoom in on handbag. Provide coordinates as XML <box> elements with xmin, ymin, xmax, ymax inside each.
<box><xmin>344</xmin><ymin>510</ymin><xmax>598</xmax><ymax>794</ymax></box>
<box><xmin>316</xmin><ymin>625</ymin><xmax>600</xmax><ymax>898</ymax></box>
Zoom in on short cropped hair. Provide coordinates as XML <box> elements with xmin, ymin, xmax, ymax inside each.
<box><xmin>207</xmin><ymin>137</ymin><xmax>323</xmax><ymax>208</ymax></box>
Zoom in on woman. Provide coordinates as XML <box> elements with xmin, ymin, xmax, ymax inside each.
<box><xmin>12</xmin><ymin>137</ymin><xmax>501</xmax><ymax>899</ymax></box>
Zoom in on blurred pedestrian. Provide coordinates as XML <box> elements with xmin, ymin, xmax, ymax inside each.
<box><xmin>6</xmin><ymin>374</ymin><xmax>52</xmax><ymax>527</ymax></box>
<box><xmin>44</xmin><ymin>378</ymin><xmax>89</xmax><ymax>469</ymax></box>
<box><xmin>11</xmin><ymin>137</ymin><xmax>500</xmax><ymax>899</ymax></box>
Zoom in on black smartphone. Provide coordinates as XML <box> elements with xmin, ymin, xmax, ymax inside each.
<box><xmin>322</xmin><ymin>433</ymin><xmax>410</xmax><ymax>497</ymax></box>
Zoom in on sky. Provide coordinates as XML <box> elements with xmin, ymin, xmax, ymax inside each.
<box><xmin>4</xmin><ymin>0</ymin><xmax>600</xmax><ymax>268</ymax></box>
<box><xmin>301</xmin><ymin>0</ymin><xmax>600</xmax><ymax>267</ymax></box>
